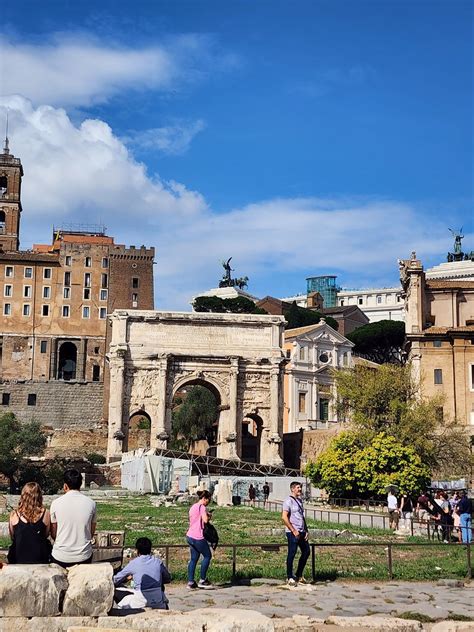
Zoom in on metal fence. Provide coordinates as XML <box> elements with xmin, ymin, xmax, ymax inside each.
<box><xmin>159</xmin><ymin>541</ymin><xmax>473</xmax><ymax>581</ymax></box>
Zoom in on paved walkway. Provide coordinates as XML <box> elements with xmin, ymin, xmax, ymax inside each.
<box><xmin>165</xmin><ymin>579</ymin><xmax>474</xmax><ymax>622</ymax></box>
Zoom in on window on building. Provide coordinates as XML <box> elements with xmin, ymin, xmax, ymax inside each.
<box><xmin>63</xmin><ymin>287</ymin><xmax>70</xmax><ymax>299</ymax></box>
<box><xmin>358</xmin><ymin>298</ymin><xmax>363</xmax><ymax>305</ymax></box>
<box><xmin>102</xmin><ymin>257</ymin><xmax>108</xmax><ymax>268</ymax></box>
<box><xmin>4</xmin><ymin>303</ymin><xmax>11</xmax><ymax>315</ymax></box>
<box><xmin>298</xmin><ymin>392</ymin><xmax>306</xmax><ymax>414</ymax></box>
<box><xmin>101</xmin><ymin>273</ymin><xmax>108</xmax><ymax>289</ymax></box>
<box><xmin>62</xmin><ymin>305</ymin><xmax>70</xmax><ymax>318</ymax></box>
<box><xmin>397</xmin><ymin>295</ymin><xmax>401</xmax><ymax>302</ymax></box>
<box><xmin>286</xmin><ymin>349</ymin><xmax>291</xmax><ymax>359</ymax></box>
<box><xmin>42</xmin><ymin>305</ymin><xmax>49</xmax><ymax>316</ymax></box>
<box><xmin>99</xmin><ymin>307</ymin><xmax>107</xmax><ymax>319</ymax></box>
<box><xmin>299</xmin><ymin>347</ymin><xmax>305</xmax><ymax>360</ymax></box>
<box><xmin>23</xmin><ymin>285</ymin><xmax>31</xmax><ymax>298</ymax></box>
<box><xmin>376</xmin><ymin>295</ymin><xmax>382</xmax><ymax>304</ymax></box>
<box><xmin>24</xmin><ymin>267</ymin><xmax>33</xmax><ymax>279</ymax></box>
<box><xmin>319</xmin><ymin>352</ymin><xmax>329</xmax><ymax>363</ymax></box>
<box><xmin>132</xmin><ymin>293</ymin><xmax>138</xmax><ymax>302</ymax></box>
<box><xmin>43</xmin><ymin>268</ymin><xmax>52</xmax><ymax>279</ymax></box>
<box><xmin>5</xmin><ymin>266</ymin><xmax>13</xmax><ymax>278</ymax></box>
<box><xmin>82</xmin><ymin>306</ymin><xmax>90</xmax><ymax>318</ymax></box>
<box><xmin>94</xmin><ymin>346</ymin><xmax>100</xmax><ymax>354</ymax></box>
<box><xmin>65</xmin><ymin>255</ymin><xmax>72</xmax><ymax>266</ymax></box>
<box><xmin>83</xmin><ymin>288</ymin><xmax>91</xmax><ymax>300</ymax></box>
<box><xmin>132</xmin><ymin>277</ymin><xmax>139</xmax><ymax>289</ymax></box>
<box><xmin>43</xmin><ymin>286</ymin><xmax>50</xmax><ymax>299</ymax></box>
<box><xmin>433</xmin><ymin>340</ymin><xmax>442</xmax><ymax>348</ymax></box>
<box><xmin>85</xmin><ymin>256</ymin><xmax>92</xmax><ymax>267</ymax></box>
<box><xmin>319</xmin><ymin>398</ymin><xmax>329</xmax><ymax>421</ymax></box>
<box><xmin>340</xmin><ymin>300</ymin><xmax>344</xmax><ymax>306</ymax></box>
<box><xmin>4</xmin><ymin>284</ymin><xmax>12</xmax><ymax>297</ymax></box>
<box><xmin>343</xmin><ymin>352</ymin><xmax>348</xmax><ymax>366</ymax></box>
<box><xmin>22</xmin><ymin>304</ymin><xmax>30</xmax><ymax>317</ymax></box>
<box><xmin>64</xmin><ymin>271</ymin><xmax>71</xmax><ymax>287</ymax></box>
<box><xmin>84</xmin><ymin>273</ymin><xmax>91</xmax><ymax>288</ymax></box>
<box><xmin>40</xmin><ymin>340</ymin><xmax>47</xmax><ymax>353</ymax></box>
<box><xmin>100</xmin><ymin>289</ymin><xmax>107</xmax><ymax>301</ymax></box>
<box><xmin>27</xmin><ymin>394</ymin><xmax>37</xmax><ymax>406</ymax></box>
<box><xmin>434</xmin><ymin>369</ymin><xmax>443</xmax><ymax>385</ymax></box>
<box><xmin>470</xmin><ymin>364</ymin><xmax>474</xmax><ymax>391</ymax></box>
<box><xmin>2</xmin><ymin>393</ymin><xmax>10</xmax><ymax>405</ymax></box>
<box><xmin>92</xmin><ymin>365</ymin><xmax>100</xmax><ymax>381</ymax></box>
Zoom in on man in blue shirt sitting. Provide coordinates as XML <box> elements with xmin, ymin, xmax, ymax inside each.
<box><xmin>114</xmin><ymin>537</ymin><xmax>171</xmax><ymax>609</ymax></box>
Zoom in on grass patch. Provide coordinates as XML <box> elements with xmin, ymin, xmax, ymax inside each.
<box><xmin>397</xmin><ymin>612</ymin><xmax>436</xmax><ymax>623</ymax></box>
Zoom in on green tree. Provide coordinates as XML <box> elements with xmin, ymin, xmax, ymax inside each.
<box><xmin>0</xmin><ymin>413</ymin><xmax>47</xmax><ymax>492</ymax></box>
<box><xmin>171</xmin><ymin>386</ymin><xmax>218</xmax><ymax>449</ymax></box>
<box><xmin>285</xmin><ymin>301</ymin><xmax>339</xmax><ymax>331</ymax></box>
<box><xmin>193</xmin><ymin>296</ymin><xmax>267</xmax><ymax>314</ymax></box>
<box><xmin>334</xmin><ymin>363</ymin><xmax>471</xmax><ymax>478</ymax></box>
<box><xmin>305</xmin><ymin>431</ymin><xmax>431</xmax><ymax>498</ymax></box>
<box><xmin>347</xmin><ymin>320</ymin><xmax>405</xmax><ymax>364</ymax></box>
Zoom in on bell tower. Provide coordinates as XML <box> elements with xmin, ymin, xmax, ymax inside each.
<box><xmin>0</xmin><ymin>136</ymin><xmax>23</xmax><ymax>252</ymax></box>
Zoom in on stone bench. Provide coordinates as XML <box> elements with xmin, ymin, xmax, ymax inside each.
<box><xmin>0</xmin><ymin>563</ymin><xmax>114</xmax><ymax>617</ymax></box>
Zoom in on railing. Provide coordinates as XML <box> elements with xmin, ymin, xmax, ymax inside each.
<box><xmin>158</xmin><ymin>541</ymin><xmax>472</xmax><ymax>581</ymax></box>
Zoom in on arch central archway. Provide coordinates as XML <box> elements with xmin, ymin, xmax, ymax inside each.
<box><xmin>58</xmin><ymin>342</ymin><xmax>77</xmax><ymax>380</ymax></box>
<box><xmin>241</xmin><ymin>413</ymin><xmax>263</xmax><ymax>463</ymax></box>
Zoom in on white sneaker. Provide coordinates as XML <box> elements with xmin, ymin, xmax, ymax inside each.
<box><xmin>198</xmin><ymin>579</ymin><xmax>213</xmax><ymax>589</ymax></box>
<box><xmin>287</xmin><ymin>578</ymin><xmax>297</xmax><ymax>587</ymax></box>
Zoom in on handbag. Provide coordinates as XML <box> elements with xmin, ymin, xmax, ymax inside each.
<box><xmin>203</xmin><ymin>522</ymin><xmax>219</xmax><ymax>550</ymax></box>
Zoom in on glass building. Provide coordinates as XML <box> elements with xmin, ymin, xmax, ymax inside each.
<box><xmin>306</xmin><ymin>275</ymin><xmax>341</xmax><ymax>308</ymax></box>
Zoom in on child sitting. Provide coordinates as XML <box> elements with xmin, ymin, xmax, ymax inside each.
<box><xmin>113</xmin><ymin>537</ymin><xmax>171</xmax><ymax>610</ymax></box>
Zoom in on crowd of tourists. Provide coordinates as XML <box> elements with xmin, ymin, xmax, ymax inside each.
<box><xmin>1</xmin><ymin>470</ymin><xmax>472</xmax><ymax>609</ymax></box>
<box><xmin>387</xmin><ymin>487</ymin><xmax>473</xmax><ymax>543</ymax></box>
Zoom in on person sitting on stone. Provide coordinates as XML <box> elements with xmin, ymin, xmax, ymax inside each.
<box><xmin>8</xmin><ymin>482</ymin><xmax>52</xmax><ymax>564</ymax></box>
<box><xmin>113</xmin><ymin>537</ymin><xmax>171</xmax><ymax>610</ymax></box>
<box><xmin>50</xmin><ymin>468</ymin><xmax>96</xmax><ymax>567</ymax></box>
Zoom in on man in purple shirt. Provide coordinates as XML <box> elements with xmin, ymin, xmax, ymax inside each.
<box><xmin>282</xmin><ymin>481</ymin><xmax>310</xmax><ymax>586</ymax></box>
<box><xmin>114</xmin><ymin>537</ymin><xmax>171</xmax><ymax>609</ymax></box>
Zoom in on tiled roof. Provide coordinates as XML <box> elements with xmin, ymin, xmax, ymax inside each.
<box><xmin>426</xmin><ymin>280</ymin><xmax>474</xmax><ymax>290</ymax></box>
<box><xmin>422</xmin><ymin>325</ymin><xmax>474</xmax><ymax>334</ymax></box>
<box><xmin>0</xmin><ymin>250</ymin><xmax>59</xmax><ymax>263</ymax></box>
<box><xmin>284</xmin><ymin>323</ymin><xmax>324</xmax><ymax>339</ymax></box>
<box><xmin>353</xmin><ymin>356</ymin><xmax>380</xmax><ymax>368</ymax></box>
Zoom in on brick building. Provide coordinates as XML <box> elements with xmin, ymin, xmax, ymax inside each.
<box><xmin>0</xmin><ymin>141</ymin><xmax>154</xmax><ymax>452</ymax></box>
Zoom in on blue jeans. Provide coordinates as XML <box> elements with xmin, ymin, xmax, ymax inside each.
<box><xmin>186</xmin><ymin>536</ymin><xmax>212</xmax><ymax>582</ymax></box>
<box><xmin>460</xmin><ymin>513</ymin><xmax>472</xmax><ymax>543</ymax></box>
<box><xmin>286</xmin><ymin>531</ymin><xmax>310</xmax><ymax>580</ymax></box>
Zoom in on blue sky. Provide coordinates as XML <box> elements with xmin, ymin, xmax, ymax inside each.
<box><xmin>0</xmin><ymin>0</ymin><xmax>472</xmax><ymax>308</ymax></box>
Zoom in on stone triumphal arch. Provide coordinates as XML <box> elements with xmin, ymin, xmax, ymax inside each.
<box><xmin>106</xmin><ymin>311</ymin><xmax>286</xmax><ymax>465</ymax></box>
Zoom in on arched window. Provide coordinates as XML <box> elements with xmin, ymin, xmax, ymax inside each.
<box><xmin>0</xmin><ymin>176</ymin><xmax>7</xmax><ymax>195</ymax></box>
<box><xmin>0</xmin><ymin>210</ymin><xmax>5</xmax><ymax>234</ymax></box>
<box><xmin>58</xmin><ymin>342</ymin><xmax>77</xmax><ymax>380</ymax></box>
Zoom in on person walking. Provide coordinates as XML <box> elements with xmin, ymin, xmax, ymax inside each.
<box><xmin>458</xmin><ymin>490</ymin><xmax>472</xmax><ymax>544</ymax></box>
<box><xmin>186</xmin><ymin>490</ymin><xmax>213</xmax><ymax>589</ymax></box>
<box><xmin>50</xmin><ymin>469</ymin><xmax>97</xmax><ymax>567</ymax></box>
<box><xmin>263</xmin><ymin>482</ymin><xmax>270</xmax><ymax>507</ymax></box>
<box><xmin>8</xmin><ymin>482</ymin><xmax>52</xmax><ymax>564</ymax></box>
<box><xmin>281</xmin><ymin>481</ymin><xmax>310</xmax><ymax>586</ymax></box>
<box><xmin>399</xmin><ymin>493</ymin><xmax>414</xmax><ymax>531</ymax></box>
<box><xmin>114</xmin><ymin>537</ymin><xmax>171</xmax><ymax>609</ymax></box>
<box><xmin>387</xmin><ymin>488</ymin><xmax>399</xmax><ymax>530</ymax></box>
<box><xmin>248</xmin><ymin>484</ymin><xmax>256</xmax><ymax>507</ymax></box>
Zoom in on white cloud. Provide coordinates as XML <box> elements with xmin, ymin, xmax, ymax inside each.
<box><xmin>129</xmin><ymin>119</ymin><xmax>206</xmax><ymax>155</ymax></box>
<box><xmin>0</xmin><ymin>34</ymin><xmax>223</xmax><ymax>107</ymax></box>
<box><xmin>0</xmin><ymin>97</ymin><xmax>456</xmax><ymax>311</ymax></box>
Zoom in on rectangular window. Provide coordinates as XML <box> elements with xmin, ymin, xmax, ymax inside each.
<box><xmin>23</xmin><ymin>285</ymin><xmax>32</xmax><ymax>298</ymax></box>
<box><xmin>2</xmin><ymin>393</ymin><xmax>10</xmax><ymax>405</ymax></box>
<box><xmin>132</xmin><ymin>293</ymin><xmax>138</xmax><ymax>306</ymax></box>
<box><xmin>92</xmin><ymin>365</ymin><xmax>100</xmax><ymax>381</ymax></box>
<box><xmin>5</xmin><ymin>266</ymin><xmax>13</xmax><ymax>278</ymax></box>
<box><xmin>299</xmin><ymin>347</ymin><xmax>305</xmax><ymax>360</ymax></box>
<box><xmin>24</xmin><ymin>267</ymin><xmax>33</xmax><ymax>279</ymax></box>
<box><xmin>101</xmin><ymin>273</ymin><xmax>108</xmax><ymax>288</ymax></box>
<box><xmin>65</xmin><ymin>255</ymin><xmax>72</xmax><ymax>266</ymax></box>
<box><xmin>100</xmin><ymin>289</ymin><xmax>107</xmax><ymax>301</ymax></box>
<box><xmin>99</xmin><ymin>307</ymin><xmax>107</xmax><ymax>319</ymax></box>
<box><xmin>23</xmin><ymin>304</ymin><xmax>31</xmax><ymax>317</ymax></box>
<box><xmin>4</xmin><ymin>284</ymin><xmax>12</xmax><ymax>297</ymax></box>
<box><xmin>41</xmin><ymin>305</ymin><xmax>49</xmax><ymax>316</ymax></box>
<box><xmin>43</xmin><ymin>286</ymin><xmax>50</xmax><ymax>299</ymax></box>
<box><xmin>62</xmin><ymin>305</ymin><xmax>70</xmax><ymax>318</ymax></box>
<box><xmin>85</xmin><ymin>256</ymin><xmax>92</xmax><ymax>267</ymax></box>
<box><xmin>298</xmin><ymin>392</ymin><xmax>306</xmax><ymax>414</ymax></box>
<box><xmin>27</xmin><ymin>393</ymin><xmax>37</xmax><ymax>406</ymax></box>
<box><xmin>470</xmin><ymin>364</ymin><xmax>474</xmax><ymax>391</ymax></box>
<box><xmin>4</xmin><ymin>303</ymin><xmax>11</xmax><ymax>315</ymax></box>
<box><xmin>433</xmin><ymin>340</ymin><xmax>442</xmax><ymax>348</ymax></box>
<box><xmin>434</xmin><ymin>368</ymin><xmax>443</xmax><ymax>385</ymax></box>
<box><xmin>82</xmin><ymin>306</ymin><xmax>90</xmax><ymax>318</ymax></box>
<box><xmin>102</xmin><ymin>257</ymin><xmax>109</xmax><ymax>268</ymax></box>
<box><xmin>40</xmin><ymin>340</ymin><xmax>47</xmax><ymax>353</ymax></box>
<box><xmin>63</xmin><ymin>287</ymin><xmax>70</xmax><ymax>299</ymax></box>
<box><xmin>358</xmin><ymin>298</ymin><xmax>363</xmax><ymax>305</ymax></box>
<box><xmin>83</xmin><ymin>288</ymin><xmax>91</xmax><ymax>300</ymax></box>
<box><xmin>64</xmin><ymin>271</ymin><xmax>71</xmax><ymax>287</ymax></box>
<box><xmin>43</xmin><ymin>268</ymin><xmax>52</xmax><ymax>279</ymax></box>
<box><xmin>84</xmin><ymin>272</ymin><xmax>91</xmax><ymax>288</ymax></box>
<box><xmin>132</xmin><ymin>277</ymin><xmax>139</xmax><ymax>289</ymax></box>
<box><xmin>376</xmin><ymin>295</ymin><xmax>382</xmax><ymax>304</ymax></box>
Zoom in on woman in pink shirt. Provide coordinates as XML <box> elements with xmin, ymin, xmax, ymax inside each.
<box><xmin>186</xmin><ymin>490</ymin><xmax>212</xmax><ymax>589</ymax></box>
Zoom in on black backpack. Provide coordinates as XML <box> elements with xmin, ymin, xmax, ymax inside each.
<box><xmin>203</xmin><ymin>522</ymin><xmax>219</xmax><ymax>550</ymax></box>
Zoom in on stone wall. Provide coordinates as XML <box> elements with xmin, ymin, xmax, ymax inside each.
<box><xmin>0</xmin><ymin>381</ymin><xmax>104</xmax><ymax>427</ymax></box>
